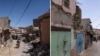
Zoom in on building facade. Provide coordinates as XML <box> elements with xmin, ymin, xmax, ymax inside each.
<box><xmin>72</xmin><ymin>5</ymin><xmax>84</xmax><ymax>56</ymax></box>
<box><xmin>33</xmin><ymin>12</ymin><xmax>50</xmax><ymax>45</ymax></box>
<box><xmin>81</xmin><ymin>19</ymin><xmax>94</xmax><ymax>49</ymax></box>
<box><xmin>52</xmin><ymin>0</ymin><xmax>76</xmax><ymax>16</ymax></box>
<box><xmin>93</xmin><ymin>29</ymin><xmax>100</xmax><ymax>40</ymax></box>
<box><xmin>51</xmin><ymin>0</ymin><xmax>77</xmax><ymax>56</ymax></box>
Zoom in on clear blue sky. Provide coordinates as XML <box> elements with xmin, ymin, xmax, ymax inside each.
<box><xmin>78</xmin><ymin>0</ymin><xmax>100</xmax><ymax>29</ymax></box>
<box><xmin>0</xmin><ymin>0</ymin><xmax>50</xmax><ymax>27</ymax></box>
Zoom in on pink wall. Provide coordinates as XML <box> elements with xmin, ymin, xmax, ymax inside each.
<box><xmin>70</xmin><ymin>0</ymin><xmax>76</xmax><ymax>16</ymax></box>
<box><xmin>52</xmin><ymin>0</ymin><xmax>62</xmax><ymax>6</ymax></box>
<box><xmin>52</xmin><ymin>0</ymin><xmax>76</xmax><ymax>16</ymax></box>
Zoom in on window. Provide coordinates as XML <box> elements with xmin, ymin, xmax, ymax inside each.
<box><xmin>8</xmin><ymin>20</ymin><xmax>10</xmax><ymax>24</ymax></box>
<box><xmin>64</xmin><ymin>0</ymin><xmax>70</xmax><ymax>8</ymax></box>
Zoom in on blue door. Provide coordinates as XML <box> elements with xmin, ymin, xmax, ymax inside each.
<box><xmin>77</xmin><ymin>33</ymin><xmax>83</xmax><ymax>53</ymax></box>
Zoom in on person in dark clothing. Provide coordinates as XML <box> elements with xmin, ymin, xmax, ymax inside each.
<box><xmin>93</xmin><ymin>37</ymin><xmax>97</xmax><ymax>42</ymax></box>
<box><xmin>15</xmin><ymin>35</ymin><xmax>20</xmax><ymax>48</ymax></box>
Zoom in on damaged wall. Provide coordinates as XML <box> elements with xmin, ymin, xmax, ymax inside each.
<box><xmin>51</xmin><ymin>3</ymin><xmax>73</xmax><ymax>27</ymax></box>
<box><xmin>0</xmin><ymin>17</ymin><xmax>10</xmax><ymax>29</ymax></box>
<box><xmin>51</xmin><ymin>2</ymin><xmax>77</xmax><ymax>56</ymax></box>
<box><xmin>52</xmin><ymin>0</ymin><xmax>76</xmax><ymax>16</ymax></box>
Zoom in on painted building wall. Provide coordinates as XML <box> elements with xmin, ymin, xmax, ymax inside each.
<box><xmin>51</xmin><ymin>3</ymin><xmax>73</xmax><ymax>27</ymax></box>
<box><xmin>71</xmin><ymin>30</ymin><xmax>86</xmax><ymax>56</ymax></box>
<box><xmin>81</xmin><ymin>19</ymin><xmax>93</xmax><ymax>49</ymax></box>
<box><xmin>71</xmin><ymin>29</ymin><xmax>77</xmax><ymax>56</ymax></box>
<box><xmin>51</xmin><ymin>1</ymin><xmax>78</xmax><ymax>56</ymax></box>
<box><xmin>62</xmin><ymin>0</ymin><xmax>76</xmax><ymax>16</ymax></box>
<box><xmin>51</xmin><ymin>2</ymin><xmax>77</xmax><ymax>56</ymax></box>
<box><xmin>52</xmin><ymin>0</ymin><xmax>76</xmax><ymax>16</ymax></box>
<box><xmin>71</xmin><ymin>29</ymin><xmax>75</xmax><ymax>49</ymax></box>
<box><xmin>51</xmin><ymin>31</ymin><xmax>71</xmax><ymax>56</ymax></box>
<box><xmin>52</xmin><ymin>0</ymin><xmax>62</xmax><ymax>6</ymax></box>
<box><xmin>51</xmin><ymin>28</ymin><xmax>78</xmax><ymax>56</ymax></box>
<box><xmin>33</xmin><ymin>12</ymin><xmax>50</xmax><ymax>45</ymax></box>
<box><xmin>40</xmin><ymin>17</ymin><xmax>50</xmax><ymax>45</ymax></box>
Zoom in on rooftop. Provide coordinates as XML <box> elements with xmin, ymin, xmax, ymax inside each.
<box><xmin>0</xmin><ymin>17</ymin><xmax>9</xmax><ymax>19</ymax></box>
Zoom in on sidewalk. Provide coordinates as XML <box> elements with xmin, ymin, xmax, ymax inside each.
<box><xmin>79</xmin><ymin>41</ymin><xmax>100</xmax><ymax>56</ymax></box>
<box><xmin>0</xmin><ymin>40</ymin><xmax>25</xmax><ymax>56</ymax></box>
<box><xmin>79</xmin><ymin>49</ymin><xmax>87</xmax><ymax>56</ymax></box>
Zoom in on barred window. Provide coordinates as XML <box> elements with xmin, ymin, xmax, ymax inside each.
<box><xmin>64</xmin><ymin>0</ymin><xmax>70</xmax><ymax>8</ymax></box>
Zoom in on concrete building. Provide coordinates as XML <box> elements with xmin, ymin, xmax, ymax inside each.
<box><xmin>81</xmin><ymin>19</ymin><xmax>94</xmax><ymax>49</ymax></box>
<box><xmin>52</xmin><ymin>0</ymin><xmax>76</xmax><ymax>16</ymax></box>
<box><xmin>51</xmin><ymin>0</ymin><xmax>77</xmax><ymax>56</ymax></box>
<box><xmin>0</xmin><ymin>17</ymin><xmax>10</xmax><ymax>30</ymax></box>
<box><xmin>0</xmin><ymin>17</ymin><xmax>10</xmax><ymax>43</ymax></box>
<box><xmin>33</xmin><ymin>12</ymin><xmax>50</xmax><ymax>45</ymax></box>
<box><xmin>73</xmin><ymin>5</ymin><xmax>82</xmax><ymax>30</ymax></box>
<box><xmin>93</xmin><ymin>29</ymin><xmax>100</xmax><ymax>40</ymax></box>
<box><xmin>72</xmin><ymin>5</ymin><xmax>84</xmax><ymax>56</ymax></box>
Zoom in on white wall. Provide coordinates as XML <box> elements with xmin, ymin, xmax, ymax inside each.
<box><xmin>71</xmin><ymin>28</ymin><xmax>76</xmax><ymax>49</ymax></box>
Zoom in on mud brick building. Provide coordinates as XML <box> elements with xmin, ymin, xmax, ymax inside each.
<box><xmin>33</xmin><ymin>12</ymin><xmax>50</xmax><ymax>45</ymax></box>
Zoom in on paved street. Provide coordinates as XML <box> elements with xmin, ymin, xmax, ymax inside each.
<box><xmin>0</xmin><ymin>40</ymin><xmax>25</xmax><ymax>56</ymax></box>
<box><xmin>80</xmin><ymin>41</ymin><xmax>100</xmax><ymax>56</ymax></box>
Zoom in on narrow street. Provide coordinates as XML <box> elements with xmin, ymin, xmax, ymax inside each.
<box><xmin>80</xmin><ymin>41</ymin><xmax>100</xmax><ymax>56</ymax></box>
<box><xmin>0</xmin><ymin>40</ymin><xmax>25</xmax><ymax>56</ymax></box>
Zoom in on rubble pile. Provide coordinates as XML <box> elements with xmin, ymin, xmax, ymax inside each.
<box><xmin>22</xmin><ymin>38</ymin><xmax>50</xmax><ymax>56</ymax></box>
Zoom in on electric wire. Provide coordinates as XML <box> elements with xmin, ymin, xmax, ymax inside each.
<box><xmin>8</xmin><ymin>0</ymin><xmax>17</xmax><ymax>16</ymax></box>
<box><xmin>0</xmin><ymin>0</ymin><xmax>31</xmax><ymax>56</ymax></box>
<box><xmin>14</xmin><ymin>0</ymin><xmax>32</xmax><ymax>27</ymax></box>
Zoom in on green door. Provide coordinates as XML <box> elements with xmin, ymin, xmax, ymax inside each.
<box><xmin>51</xmin><ymin>31</ymin><xmax>71</xmax><ymax>56</ymax></box>
<box><xmin>51</xmin><ymin>31</ymin><xmax>58</xmax><ymax>56</ymax></box>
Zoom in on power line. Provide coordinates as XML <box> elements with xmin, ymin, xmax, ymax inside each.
<box><xmin>8</xmin><ymin>0</ymin><xmax>17</xmax><ymax>16</ymax></box>
<box><xmin>2</xmin><ymin>0</ymin><xmax>17</xmax><ymax>30</ymax></box>
<box><xmin>14</xmin><ymin>0</ymin><xmax>32</xmax><ymax>27</ymax></box>
<box><xmin>95</xmin><ymin>18</ymin><xmax>100</xmax><ymax>28</ymax></box>
<box><xmin>91</xmin><ymin>16</ymin><xmax>100</xmax><ymax>28</ymax></box>
<box><xmin>96</xmin><ymin>24</ymin><xmax>100</xmax><ymax>28</ymax></box>
<box><xmin>92</xmin><ymin>16</ymin><xmax>100</xmax><ymax>23</ymax></box>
